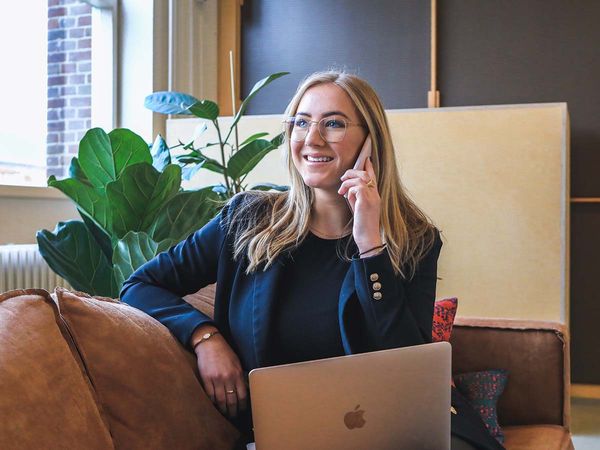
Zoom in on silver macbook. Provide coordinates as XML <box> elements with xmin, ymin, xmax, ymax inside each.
<box><xmin>248</xmin><ymin>341</ymin><xmax>451</xmax><ymax>450</ymax></box>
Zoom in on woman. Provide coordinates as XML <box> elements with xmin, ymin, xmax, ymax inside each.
<box><xmin>121</xmin><ymin>71</ymin><xmax>503</xmax><ymax>449</ymax></box>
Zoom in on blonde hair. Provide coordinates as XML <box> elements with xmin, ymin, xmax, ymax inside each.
<box><xmin>227</xmin><ymin>70</ymin><xmax>438</xmax><ymax>278</ymax></box>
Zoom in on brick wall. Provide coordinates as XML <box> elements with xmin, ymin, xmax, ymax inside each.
<box><xmin>47</xmin><ymin>0</ymin><xmax>92</xmax><ymax>179</ymax></box>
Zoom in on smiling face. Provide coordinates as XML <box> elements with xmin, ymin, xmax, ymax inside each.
<box><xmin>290</xmin><ymin>83</ymin><xmax>367</xmax><ymax>193</ymax></box>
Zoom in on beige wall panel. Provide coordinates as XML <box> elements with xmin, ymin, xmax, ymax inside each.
<box><xmin>167</xmin><ymin>103</ymin><xmax>569</xmax><ymax>323</ymax></box>
<box><xmin>0</xmin><ymin>187</ymin><xmax>79</xmax><ymax>245</ymax></box>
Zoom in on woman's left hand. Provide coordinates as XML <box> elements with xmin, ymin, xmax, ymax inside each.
<box><xmin>338</xmin><ymin>157</ymin><xmax>383</xmax><ymax>253</ymax></box>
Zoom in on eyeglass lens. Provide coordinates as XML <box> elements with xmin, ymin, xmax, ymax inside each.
<box><xmin>287</xmin><ymin>117</ymin><xmax>347</xmax><ymax>143</ymax></box>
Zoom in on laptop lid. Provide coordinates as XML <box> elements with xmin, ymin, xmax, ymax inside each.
<box><xmin>249</xmin><ymin>341</ymin><xmax>451</xmax><ymax>450</ymax></box>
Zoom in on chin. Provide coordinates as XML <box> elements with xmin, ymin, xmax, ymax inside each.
<box><xmin>301</xmin><ymin>176</ymin><xmax>338</xmax><ymax>192</ymax></box>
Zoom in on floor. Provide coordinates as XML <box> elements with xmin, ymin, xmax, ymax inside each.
<box><xmin>571</xmin><ymin>397</ymin><xmax>600</xmax><ymax>449</ymax></box>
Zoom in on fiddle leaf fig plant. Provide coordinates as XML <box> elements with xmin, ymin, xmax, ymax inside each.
<box><xmin>38</xmin><ymin>71</ymin><xmax>290</xmax><ymax>297</ymax></box>
<box><xmin>144</xmin><ymin>71</ymin><xmax>290</xmax><ymax>198</ymax></box>
<box><xmin>37</xmin><ymin>128</ymin><xmax>222</xmax><ymax>298</ymax></box>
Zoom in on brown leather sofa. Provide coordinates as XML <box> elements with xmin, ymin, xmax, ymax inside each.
<box><xmin>0</xmin><ymin>286</ymin><xmax>573</xmax><ymax>449</ymax></box>
<box><xmin>451</xmin><ymin>317</ymin><xmax>573</xmax><ymax>450</ymax></box>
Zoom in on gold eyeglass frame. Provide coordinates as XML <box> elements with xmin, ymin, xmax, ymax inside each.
<box><xmin>283</xmin><ymin>116</ymin><xmax>366</xmax><ymax>143</ymax></box>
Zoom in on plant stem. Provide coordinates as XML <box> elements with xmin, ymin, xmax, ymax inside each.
<box><xmin>214</xmin><ymin>120</ymin><xmax>231</xmax><ymax>193</ymax></box>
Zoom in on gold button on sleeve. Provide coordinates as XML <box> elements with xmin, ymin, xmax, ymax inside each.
<box><xmin>372</xmin><ymin>282</ymin><xmax>382</xmax><ymax>291</ymax></box>
<box><xmin>369</xmin><ymin>273</ymin><xmax>379</xmax><ymax>282</ymax></box>
<box><xmin>373</xmin><ymin>292</ymin><xmax>383</xmax><ymax>300</ymax></box>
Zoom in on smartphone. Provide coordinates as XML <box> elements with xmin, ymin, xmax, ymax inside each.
<box><xmin>343</xmin><ymin>136</ymin><xmax>372</xmax><ymax>202</ymax></box>
<box><xmin>352</xmin><ymin>135</ymin><xmax>372</xmax><ymax>171</ymax></box>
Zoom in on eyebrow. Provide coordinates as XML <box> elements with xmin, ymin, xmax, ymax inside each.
<box><xmin>296</xmin><ymin>110</ymin><xmax>350</xmax><ymax>119</ymax></box>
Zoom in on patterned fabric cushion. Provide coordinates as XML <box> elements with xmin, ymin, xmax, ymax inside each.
<box><xmin>432</xmin><ymin>297</ymin><xmax>458</xmax><ymax>342</ymax></box>
<box><xmin>454</xmin><ymin>369</ymin><xmax>509</xmax><ymax>444</ymax></box>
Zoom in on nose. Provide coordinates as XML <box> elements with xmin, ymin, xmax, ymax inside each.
<box><xmin>304</xmin><ymin>121</ymin><xmax>325</xmax><ymax>146</ymax></box>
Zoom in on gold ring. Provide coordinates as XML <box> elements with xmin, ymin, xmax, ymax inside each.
<box><xmin>366</xmin><ymin>179</ymin><xmax>375</xmax><ymax>188</ymax></box>
<box><xmin>226</xmin><ymin>389</ymin><xmax>236</xmax><ymax>394</ymax></box>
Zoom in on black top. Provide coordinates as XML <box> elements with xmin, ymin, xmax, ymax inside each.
<box><xmin>269</xmin><ymin>232</ymin><xmax>352</xmax><ymax>365</ymax></box>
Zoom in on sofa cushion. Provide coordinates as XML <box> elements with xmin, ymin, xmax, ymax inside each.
<box><xmin>432</xmin><ymin>297</ymin><xmax>458</xmax><ymax>342</ymax></box>
<box><xmin>502</xmin><ymin>425</ymin><xmax>573</xmax><ymax>450</ymax></box>
<box><xmin>52</xmin><ymin>287</ymin><xmax>241</xmax><ymax>450</ymax></box>
<box><xmin>451</xmin><ymin>319</ymin><xmax>568</xmax><ymax>427</ymax></box>
<box><xmin>0</xmin><ymin>289</ymin><xmax>114</xmax><ymax>449</ymax></box>
<box><xmin>454</xmin><ymin>369</ymin><xmax>509</xmax><ymax>444</ymax></box>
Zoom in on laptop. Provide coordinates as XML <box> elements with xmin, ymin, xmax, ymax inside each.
<box><xmin>248</xmin><ymin>341</ymin><xmax>451</xmax><ymax>450</ymax></box>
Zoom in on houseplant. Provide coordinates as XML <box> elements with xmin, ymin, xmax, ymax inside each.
<box><xmin>37</xmin><ymin>72</ymin><xmax>289</xmax><ymax>297</ymax></box>
<box><xmin>144</xmin><ymin>71</ymin><xmax>289</xmax><ymax>197</ymax></box>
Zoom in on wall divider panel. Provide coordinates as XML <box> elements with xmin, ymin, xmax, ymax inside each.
<box><xmin>167</xmin><ymin>102</ymin><xmax>569</xmax><ymax>323</ymax></box>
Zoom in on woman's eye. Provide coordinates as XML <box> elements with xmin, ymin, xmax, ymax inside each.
<box><xmin>324</xmin><ymin>119</ymin><xmax>345</xmax><ymax>129</ymax></box>
<box><xmin>294</xmin><ymin>118</ymin><xmax>308</xmax><ymax>128</ymax></box>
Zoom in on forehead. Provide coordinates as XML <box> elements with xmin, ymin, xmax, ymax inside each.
<box><xmin>296</xmin><ymin>83</ymin><xmax>359</xmax><ymax>119</ymax></box>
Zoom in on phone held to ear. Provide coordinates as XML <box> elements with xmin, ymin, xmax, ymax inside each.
<box><xmin>352</xmin><ymin>135</ymin><xmax>372</xmax><ymax>171</ymax></box>
<box><xmin>343</xmin><ymin>136</ymin><xmax>372</xmax><ymax>202</ymax></box>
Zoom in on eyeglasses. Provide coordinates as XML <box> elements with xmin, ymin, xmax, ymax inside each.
<box><xmin>284</xmin><ymin>116</ymin><xmax>365</xmax><ymax>143</ymax></box>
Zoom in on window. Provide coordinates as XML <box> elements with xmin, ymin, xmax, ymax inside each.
<box><xmin>0</xmin><ymin>0</ymin><xmax>116</xmax><ymax>187</ymax></box>
<box><xmin>0</xmin><ymin>2</ymin><xmax>47</xmax><ymax>186</ymax></box>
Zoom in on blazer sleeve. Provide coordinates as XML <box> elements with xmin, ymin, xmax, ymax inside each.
<box><xmin>119</xmin><ymin>209</ymin><xmax>228</xmax><ymax>349</ymax></box>
<box><xmin>350</xmin><ymin>229</ymin><xmax>443</xmax><ymax>351</ymax></box>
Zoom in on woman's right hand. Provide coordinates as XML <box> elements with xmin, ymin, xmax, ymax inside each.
<box><xmin>192</xmin><ymin>325</ymin><xmax>249</xmax><ymax>419</ymax></box>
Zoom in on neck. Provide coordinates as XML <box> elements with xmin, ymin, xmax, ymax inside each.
<box><xmin>309</xmin><ymin>188</ymin><xmax>352</xmax><ymax>237</ymax></box>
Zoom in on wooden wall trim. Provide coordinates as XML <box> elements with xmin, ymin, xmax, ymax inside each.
<box><xmin>217</xmin><ymin>0</ymin><xmax>243</xmax><ymax>116</ymax></box>
<box><xmin>572</xmin><ymin>384</ymin><xmax>600</xmax><ymax>399</ymax></box>
<box><xmin>428</xmin><ymin>0</ymin><xmax>440</xmax><ymax>108</ymax></box>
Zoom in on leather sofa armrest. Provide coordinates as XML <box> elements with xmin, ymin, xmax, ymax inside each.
<box><xmin>450</xmin><ymin>317</ymin><xmax>570</xmax><ymax>429</ymax></box>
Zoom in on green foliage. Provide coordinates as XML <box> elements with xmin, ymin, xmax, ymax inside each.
<box><xmin>38</xmin><ymin>72</ymin><xmax>290</xmax><ymax>297</ymax></box>
<box><xmin>145</xmin><ymin>71</ymin><xmax>291</xmax><ymax>197</ymax></box>
<box><xmin>37</xmin><ymin>128</ymin><xmax>222</xmax><ymax>297</ymax></box>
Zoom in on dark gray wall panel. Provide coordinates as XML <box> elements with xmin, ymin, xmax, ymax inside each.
<box><xmin>438</xmin><ymin>0</ymin><xmax>600</xmax><ymax>384</ymax></box>
<box><xmin>438</xmin><ymin>0</ymin><xmax>600</xmax><ymax>197</ymax></box>
<box><xmin>570</xmin><ymin>205</ymin><xmax>600</xmax><ymax>384</ymax></box>
<box><xmin>241</xmin><ymin>0</ymin><xmax>430</xmax><ymax>115</ymax></box>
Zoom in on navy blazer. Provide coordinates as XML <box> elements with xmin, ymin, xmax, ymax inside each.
<box><xmin>120</xmin><ymin>193</ymin><xmax>443</xmax><ymax>372</ymax></box>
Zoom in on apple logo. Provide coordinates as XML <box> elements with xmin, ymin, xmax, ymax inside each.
<box><xmin>344</xmin><ymin>404</ymin><xmax>366</xmax><ymax>429</ymax></box>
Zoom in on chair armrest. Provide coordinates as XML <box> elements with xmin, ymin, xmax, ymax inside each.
<box><xmin>450</xmin><ymin>317</ymin><xmax>570</xmax><ymax>429</ymax></box>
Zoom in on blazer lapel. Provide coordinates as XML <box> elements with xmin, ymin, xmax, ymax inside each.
<box><xmin>251</xmin><ymin>257</ymin><xmax>285</xmax><ymax>367</ymax></box>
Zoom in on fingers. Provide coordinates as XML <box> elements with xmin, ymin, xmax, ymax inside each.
<box><xmin>236</xmin><ymin>377</ymin><xmax>249</xmax><ymax>413</ymax></box>
<box><xmin>338</xmin><ymin>175</ymin><xmax>377</xmax><ymax>197</ymax></box>
<box><xmin>214</xmin><ymin>382</ymin><xmax>228</xmax><ymax>416</ymax></box>
<box><xmin>340</xmin><ymin>168</ymin><xmax>371</xmax><ymax>183</ymax></box>
<box><xmin>201</xmin><ymin>376</ymin><xmax>216</xmax><ymax>404</ymax></box>
<box><xmin>225</xmin><ymin>385</ymin><xmax>238</xmax><ymax>418</ymax></box>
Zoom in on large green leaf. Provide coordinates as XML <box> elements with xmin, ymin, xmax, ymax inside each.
<box><xmin>68</xmin><ymin>157</ymin><xmax>92</xmax><ymax>186</ymax></box>
<box><xmin>48</xmin><ymin>175</ymin><xmax>111</xmax><ymax>234</ymax></box>
<box><xmin>240</xmin><ymin>132</ymin><xmax>269</xmax><ymax>147</ymax></box>
<box><xmin>149</xmin><ymin>188</ymin><xmax>223</xmax><ymax>243</ymax></box>
<box><xmin>225</xmin><ymin>72</ymin><xmax>289</xmax><ymax>142</ymax></box>
<box><xmin>112</xmin><ymin>231</ymin><xmax>175</xmax><ymax>291</ymax></box>
<box><xmin>36</xmin><ymin>220</ymin><xmax>117</xmax><ymax>297</ymax></box>
<box><xmin>187</xmin><ymin>100</ymin><xmax>219</xmax><ymax>120</ymax></box>
<box><xmin>227</xmin><ymin>138</ymin><xmax>278</xmax><ymax>180</ymax></box>
<box><xmin>106</xmin><ymin>163</ymin><xmax>182</xmax><ymax>238</ymax></box>
<box><xmin>80</xmin><ymin>209</ymin><xmax>113</xmax><ymax>261</ymax></box>
<box><xmin>78</xmin><ymin>128</ymin><xmax>152</xmax><ymax>190</ymax></box>
<box><xmin>144</xmin><ymin>91</ymin><xmax>199</xmax><ymax>115</ymax></box>
<box><xmin>150</xmin><ymin>134</ymin><xmax>171</xmax><ymax>171</ymax></box>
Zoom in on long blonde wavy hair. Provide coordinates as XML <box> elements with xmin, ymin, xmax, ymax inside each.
<box><xmin>227</xmin><ymin>70</ymin><xmax>438</xmax><ymax>279</ymax></box>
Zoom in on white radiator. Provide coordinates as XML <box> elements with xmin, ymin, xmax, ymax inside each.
<box><xmin>0</xmin><ymin>244</ymin><xmax>71</xmax><ymax>293</ymax></box>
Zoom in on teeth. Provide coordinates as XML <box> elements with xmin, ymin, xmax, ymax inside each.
<box><xmin>306</xmin><ymin>155</ymin><xmax>333</xmax><ymax>162</ymax></box>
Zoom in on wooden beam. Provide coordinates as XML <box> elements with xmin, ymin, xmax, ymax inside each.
<box><xmin>218</xmin><ymin>0</ymin><xmax>243</xmax><ymax>116</ymax></box>
<box><xmin>428</xmin><ymin>0</ymin><xmax>440</xmax><ymax>108</ymax></box>
<box><xmin>572</xmin><ymin>383</ymin><xmax>600</xmax><ymax>399</ymax></box>
<box><xmin>571</xmin><ymin>197</ymin><xmax>600</xmax><ymax>203</ymax></box>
